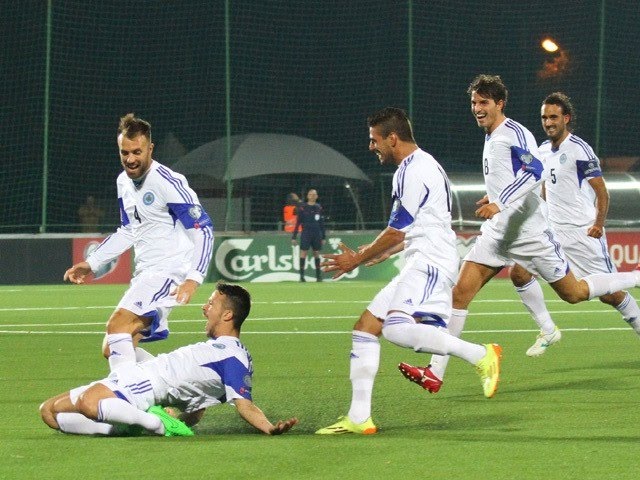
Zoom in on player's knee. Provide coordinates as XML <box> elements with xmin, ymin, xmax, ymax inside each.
<box><xmin>75</xmin><ymin>393</ymin><xmax>98</xmax><ymax>419</ymax></box>
<box><xmin>452</xmin><ymin>285</ymin><xmax>471</xmax><ymax>309</ymax></box>
<box><xmin>39</xmin><ymin>399</ymin><xmax>58</xmax><ymax>429</ymax></box>
<box><xmin>510</xmin><ymin>266</ymin><xmax>533</xmax><ymax>287</ymax></box>
<box><xmin>557</xmin><ymin>290</ymin><xmax>583</xmax><ymax>304</ymax></box>
<box><xmin>353</xmin><ymin>310</ymin><xmax>383</xmax><ymax>336</ymax></box>
<box><xmin>106</xmin><ymin>309</ymin><xmax>142</xmax><ymax>335</ymax></box>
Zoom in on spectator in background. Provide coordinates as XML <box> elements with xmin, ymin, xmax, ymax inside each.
<box><xmin>291</xmin><ymin>188</ymin><xmax>325</xmax><ymax>282</ymax></box>
<box><xmin>78</xmin><ymin>195</ymin><xmax>105</xmax><ymax>233</ymax></box>
<box><xmin>283</xmin><ymin>192</ymin><xmax>301</xmax><ymax>233</ymax></box>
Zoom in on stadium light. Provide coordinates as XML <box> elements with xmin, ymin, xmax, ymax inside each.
<box><xmin>541</xmin><ymin>38</ymin><xmax>559</xmax><ymax>53</ymax></box>
<box><xmin>538</xmin><ymin>36</ymin><xmax>568</xmax><ymax>79</ymax></box>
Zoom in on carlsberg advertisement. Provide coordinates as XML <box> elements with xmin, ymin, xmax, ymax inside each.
<box><xmin>208</xmin><ymin>233</ymin><xmax>405</xmax><ymax>282</ymax></box>
<box><xmin>207</xmin><ymin>232</ymin><xmax>486</xmax><ymax>282</ymax></box>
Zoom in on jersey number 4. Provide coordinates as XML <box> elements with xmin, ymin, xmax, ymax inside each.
<box><xmin>133</xmin><ymin>206</ymin><xmax>142</xmax><ymax>223</ymax></box>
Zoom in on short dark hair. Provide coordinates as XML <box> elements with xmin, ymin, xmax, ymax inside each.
<box><xmin>367</xmin><ymin>107</ymin><xmax>415</xmax><ymax>142</ymax></box>
<box><xmin>217</xmin><ymin>282</ymin><xmax>251</xmax><ymax>330</ymax></box>
<box><xmin>467</xmin><ymin>74</ymin><xmax>508</xmax><ymax>109</ymax></box>
<box><xmin>118</xmin><ymin>113</ymin><xmax>152</xmax><ymax>142</ymax></box>
<box><xmin>543</xmin><ymin>92</ymin><xmax>576</xmax><ymax>128</ymax></box>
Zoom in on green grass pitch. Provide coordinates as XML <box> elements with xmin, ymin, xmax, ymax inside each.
<box><xmin>1</xmin><ymin>280</ymin><xmax>639</xmax><ymax>479</ymax></box>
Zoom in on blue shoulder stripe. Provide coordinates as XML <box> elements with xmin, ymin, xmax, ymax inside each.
<box><xmin>156</xmin><ymin>165</ymin><xmax>195</xmax><ymax>203</ymax></box>
<box><xmin>569</xmin><ymin>135</ymin><xmax>596</xmax><ymax>160</ymax></box>
<box><xmin>505</xmin><ymin>119</ymin><xmax>527</xmax><ymax>149</ymax></box>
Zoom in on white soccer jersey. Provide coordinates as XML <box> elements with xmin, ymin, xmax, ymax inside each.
<box><xmin>388</xmin><ymin>148</ymin><xmax>458</xmax><ymax>283</ymax></box>
<box><xmin>539</xmin><ymin>133</ymin><xmax>602</xmax><ymax>229</ymax></box>
<box><xmin>482</xmin><ymin>118</ymin><xmax>547</xmax><ymax>240</ymax></box>
<box><xmin>86</xmin><ymin>161</ymin><xmax>214</xmax><ymax>283</ymax></box>
<box><xmin>136</xmin><ymin>335</ymin><xmax>253</xmax><ymax>413</ymax></box>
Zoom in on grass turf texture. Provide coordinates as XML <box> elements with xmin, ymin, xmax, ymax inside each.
<box><xmin>1</xmin><ymin>280</ymin><xmax>639</xmax><ymax>479</ymax></box>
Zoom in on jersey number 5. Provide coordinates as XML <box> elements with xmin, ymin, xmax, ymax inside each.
<box><xmin>549</xmin><ymin>168</ymin><xmax>557</xmax><ymax>184</ymax></box>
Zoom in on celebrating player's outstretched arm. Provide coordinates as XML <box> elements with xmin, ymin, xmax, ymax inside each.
<box><xmin>63</xmin><ymin>261</ymin><xmax>93</xmax><ymax>284</ymax></box>
<box><xmin>235</xmin><ymin>399</ymin><xmax>298</xmax><ymax>435</ymax></box>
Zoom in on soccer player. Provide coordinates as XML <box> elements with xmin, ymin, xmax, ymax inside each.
<box><xmin>40</xmin><ymin>283</ymin><xmax>298</xmax><ymax>437</ymax></box>
<box><xmin>63</xmin><ymin>114</ymin><xmax>214</xmax><ymax>371</ymax></box>
<box><xmin>510</xmin><ymin>92</ymin><xmax>640</xmax><ymax>356</ymax></box>
<box><xmin>315</xmin><ymin>107</ymin><xmax>502</xmax><ymax>435</ymax></box>
<box><xmin>399</xmin><ymin>76</ymin><xmax>640</xmax><ymax>392</ymax></box>
<box><xmin>291</xmin><ymin>188</ymin><xmax>325</xmax><ymax>282</ymax></box>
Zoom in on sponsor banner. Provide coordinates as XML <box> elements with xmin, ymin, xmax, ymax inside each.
<box><xmin>209</xmin><ymin>230</ymin><xmax>640</xmax><ymax>282</ymax></box>
<box><xmin>605</xmin><ymin>231</ymin><xmax>640</xmax><ymax>271</ymax></box>
<box><xmin>209</xmin><ymin>234</ymin><xmax>402</xmax><ymax>282</ymax></box>
<box><xmin>72</xmin><ymin>237</ymin><xmax>132</xmax><ymax>284</ymax></box>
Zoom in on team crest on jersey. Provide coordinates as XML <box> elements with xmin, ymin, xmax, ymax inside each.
<box><xmin>143</xmin><ymin>191</ymin><xmax>155</xmax><ymax>205</ymax></box>
<box><xmin>559</xmin><ymin>153</ymin><xmax>567</xmax><ymax>164</ymax></box>
<box><xmin>211</xmin><ymin>343</ymin><xmax>226</xmax><ymax>349</ymax></box>
<box><xmin>188</xmin><ymin>205</ymin><xmax>202</xmax><ymax>219</ymax></box>
<box><xmin>520</xmin><ymin>153</ymin><xmax>533</xmax><ymax>164</ymax></box>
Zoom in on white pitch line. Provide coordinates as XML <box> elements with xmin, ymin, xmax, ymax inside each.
<box><xmin>0</xmin><ymin>298</ymin><xmax>610</xmax><ymax>312</ymax></box>
<box><xmin>0</xmin><ymin>326</ymin><xmax>632</xmax><ymax>336</ymax></box>
<box><xmin>0</xmin><ymin>308</ymin><xmax>622</xmax><ymax>329</ymax></box>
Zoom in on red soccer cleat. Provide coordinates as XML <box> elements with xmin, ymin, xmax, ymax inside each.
<box><xmin>398</xmin><ymin>362</ymin><xmax>443</xmax><ymax>393</ymax></box>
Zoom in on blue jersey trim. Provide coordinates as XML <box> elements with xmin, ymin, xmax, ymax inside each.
<box><xmin>118</xmin><ymin>197</ymin><xmax>130</xmax><ymax>226</ymax></box>
<box><xmin>157</xmin><ymin>165</ymin><xmax>195</xmax><ymax>204</ymax></box>
<box><xmin>138</xmin><ymin>309</ymin><xmax>170</xmax><ymax>343</ymax></box>
<box><xmin>506</xmin><ymin>120</ymin><xmax>527</xmax><ymax>149</ymax></box>
<box><xmin>167</xmin><ymin>203</ymin><xmax>214</xmax><ymax>230</ymax></box>
<box><xmin>388</xmin><ymin>199</ymin><xmax>414</xmax><ymax>229</ymax></box>
<box><xmin>418</xmin><ymin>313</ymin><xmax>447</xmax><ymax>328</ymax></box>
<box><xmin>200</xmin><ymin>356</ymin><xmax>253</xmax><ymax>401</ymax></box>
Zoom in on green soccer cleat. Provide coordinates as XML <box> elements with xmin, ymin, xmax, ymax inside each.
<box><xmin>526</xmin><ymin>327</ymin><xmax>561</xmax><ymax>357</ymax></box>
<box><xmin>315</xmin><ymin>416</ymin><xmax>377</xmax><ymax>435</ymax></box>
<box><xmin>475</xmin><ymin>343</ymin><xmax>503</xmax><ymax>398</ymax></box>
<box><xmin>147</xmin><ymin>406</ymin><xmax>194</xmax><ymax>437</ymax></box>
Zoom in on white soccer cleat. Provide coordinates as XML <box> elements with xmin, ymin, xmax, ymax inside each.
<box><xmin>526</xmin><ymin>327</ymin><xmax>562</xmax><ymax>357</ymax></box>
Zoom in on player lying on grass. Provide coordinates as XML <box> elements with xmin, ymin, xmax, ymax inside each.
<box><xmin>40</xmin><ymin>283</ymin><xmax>298</xmax><ymax>437</ymax></box>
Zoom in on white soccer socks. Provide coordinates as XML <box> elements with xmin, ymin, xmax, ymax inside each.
<box><xmin>382</xmin><ymin>313</ymin><xmax>484</xmax><ymax>365</ymax></box>
<box><xmin>106</xmin><ymin>333</ymin><xmax>136</xmax><ymax>371</ymax></box>
<box><xmin>516</xmin><ymin>277</ymin><xmax>556</xmax><ymax>335</ymax></box>
<box><xmin>347</xmin><ymin>331</ymin><xmax>380</xmax><ymax>424</ymax></box>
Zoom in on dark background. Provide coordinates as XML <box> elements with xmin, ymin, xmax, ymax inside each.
<box><xmin>2</xmin><ymin>1</ymin><xmax>638</xmax><ymax>232</ymax></box>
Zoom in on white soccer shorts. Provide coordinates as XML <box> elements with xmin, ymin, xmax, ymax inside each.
<box><xmin>465</xmin><ymin>229</ymin><xmax>570</xmax><ymax>283</ymax></box>
<box><xmin>554</xmin><ymin>228</ymin><xmax>616</xmax><ymax>278</ymax></box>
<box><xmin>117</xmin><ymin>271</ymin><xmax>183</xmax><ymax>342</ymax></box>
<box><xmin>367</xmin><ymin>256</ymin><xmax>453</xmax><ymax>327</ymax></box>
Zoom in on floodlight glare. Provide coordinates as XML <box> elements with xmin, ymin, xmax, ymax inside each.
<box><xmin>541</xmin><ymin>38</ymin><xmax>559</xmax><ymax>53</ymax></box>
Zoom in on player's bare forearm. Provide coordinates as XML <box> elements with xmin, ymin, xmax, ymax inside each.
<box><xmin>364</xmin><ymin>241</ymin><xmax>405</xmax><ymax>267</ymax></box>
<box><xmin>235</xmin><ymin>399</ymin><xmax>298</xmax><ymax>435</ymax></box>
<box><xmin>475</xmin><ymin>203</ymin><xmax>501</xmax><ymax>219</ymax></box>
<box><xmin>63</xmin><ymin>261</ymin><xmax>93</xmax><ymax>284</ymax></box>
<box><xmin>357</xmin><ymin>227</ymin><xmax>405</xmax><ymax>265</ymax></box>
<box><xmin>588</xmin><ymin>177</ymin><xmax>609</xmax><ymax>238</ymax></box>
<box><xmin>322</xmin><ymin>228</ymin><xmax>404</xmax><ymax>278</ymax></box>
<box><xmin>171</xmin><ymin>279</ymin><xmax>199</xmax><ymax>304</ymax></box>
